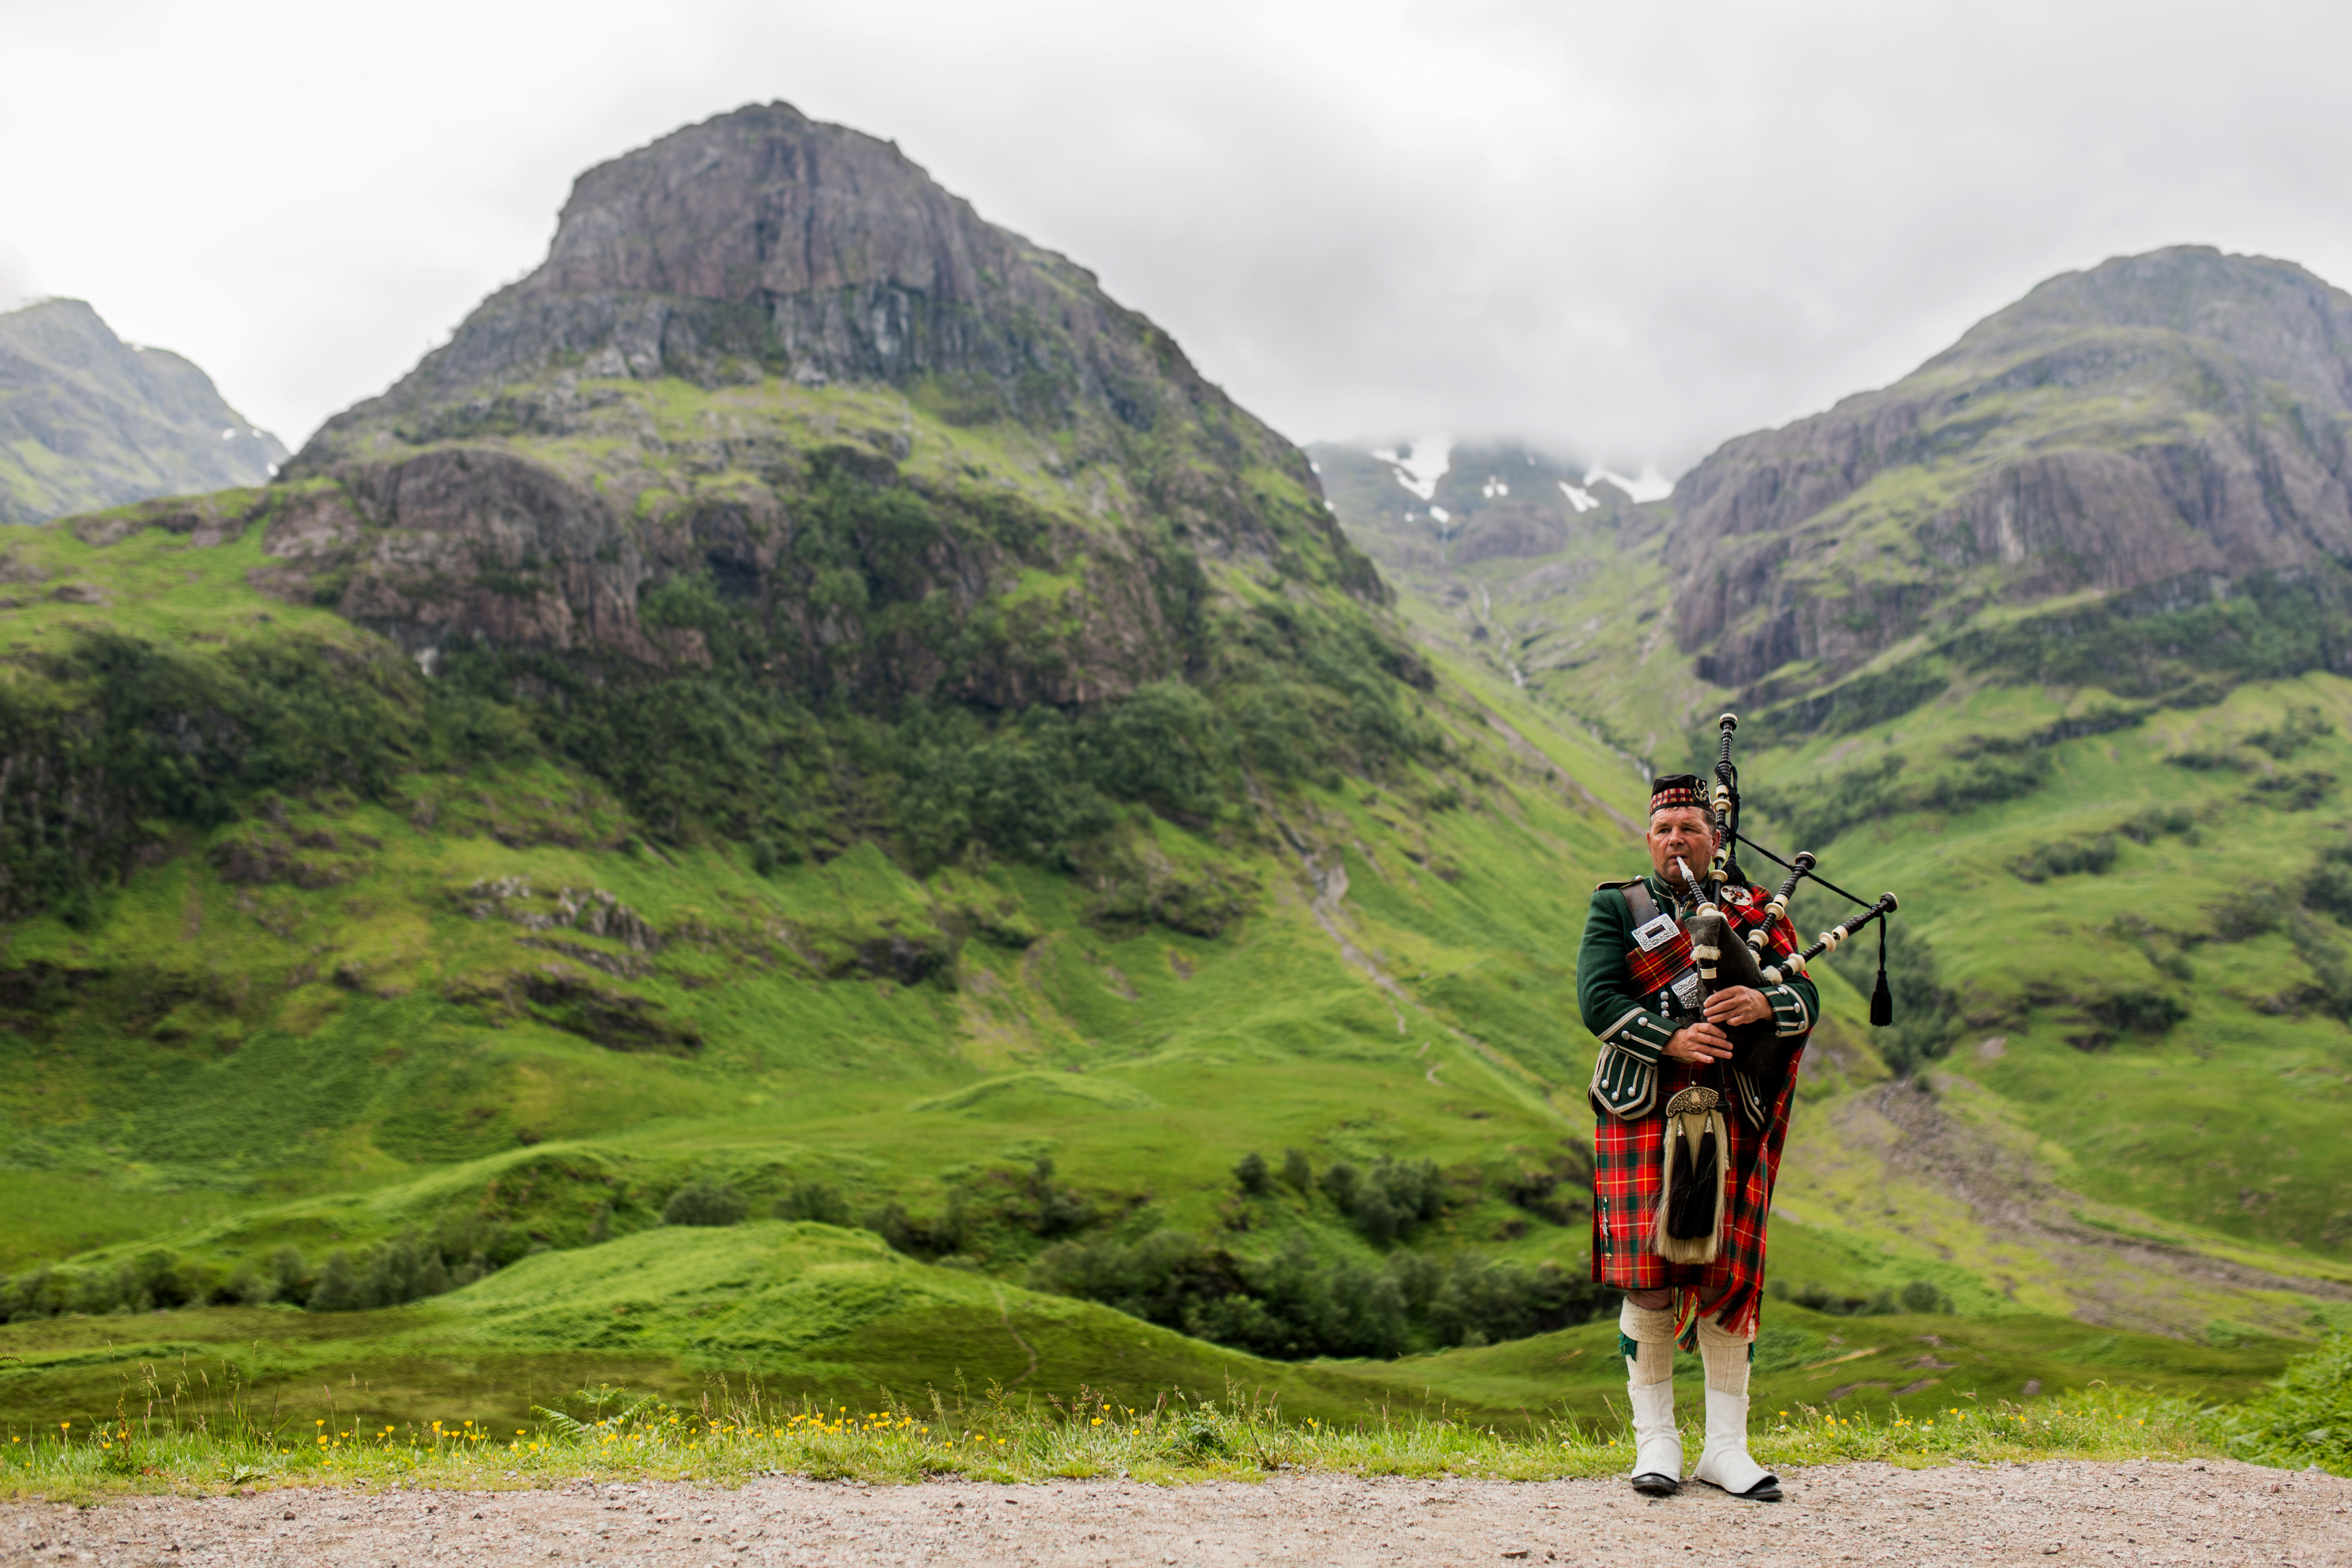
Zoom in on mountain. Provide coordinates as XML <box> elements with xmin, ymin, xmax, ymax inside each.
<box><xmin>1671</xmin><ymin>246</ymin><xmax>2352</xmax><ymax>709</ymax></box>
<box><xmin>0</xmin><ymin>139</ymin><xmax>2338</xmax><ymax>1441</ymax></box>
<box><xmin>0</xmin><ymin>298</ymin><xmax>287</xmax><ymax>525</ymax></box>
<box><xmin>1317</xmin><ymin>246</ymin><xmax>2352</xmax><ymax>1341</ymax></box>
<box><xmin>271</xmin><ymin>99</ymin><xmax>1379</xmax><ymax>704</ymax></box>
<box><xmin>0</xmin><ymin>105</ymin><xmax>1693</xmax><ymax>1428</ymax></box>
<box><xmin>1308</xmin><ymin>438</ymin><xmax>1642</xmax><ymax>575</ymax></box>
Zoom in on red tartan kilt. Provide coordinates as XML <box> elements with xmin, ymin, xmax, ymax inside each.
<box><xmin>1590</xmin><ymin>1049</ymin><xmax>1804</xmax><ymax>1334</ymax></box>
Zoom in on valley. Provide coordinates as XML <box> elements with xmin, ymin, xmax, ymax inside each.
<box><xmin>0</xmin><ymin>110</ymin><xmax>2345</xmax><ymax>1465</ymax></box>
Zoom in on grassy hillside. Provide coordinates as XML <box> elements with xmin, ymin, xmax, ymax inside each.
<box><xmin>1310</xmin><ymin>265</ymin><xmax>2352</xmax><ymax>1359</ymax></box>
<box><xmin>0</xmin><ymin>452</ymin><xmax>1674</xmax><ymax>1423</ymax></box>
<box><xmin>0</xmin><ymin>1224</ymin><xmax>2294</xmax><ymax>1438</ymax></box>
<box><xmin>5</xmin><ymin>153</ymin><xmax>2347</xmax><ymax>1446</ymax></box>
<box><xmin>0</xmin><ymin>461</ymin><xmax>2331</xmax><ymax>1431</ymax></box>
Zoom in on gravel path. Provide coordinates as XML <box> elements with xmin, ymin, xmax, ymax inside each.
<box><xmin>5</xmin><ymin>1458</ymin><xmax>2347</xmax><ymax>1567</ymax></box>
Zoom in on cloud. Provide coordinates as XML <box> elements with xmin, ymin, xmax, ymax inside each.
<box><xmin>0</xmin><ymin>239</ymin><xmax>34</xmax><ymax>313</ymax></box>
<box><xmin>4</xmin><ymin>0</ymin><xmax>2350</xmax><ymax>471</ymax></box>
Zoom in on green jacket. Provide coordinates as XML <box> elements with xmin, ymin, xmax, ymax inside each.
<box><xmin>1576</xmin><ymin>873</ymin><xmax>1820</xmax><ymax>1120</ymax></box>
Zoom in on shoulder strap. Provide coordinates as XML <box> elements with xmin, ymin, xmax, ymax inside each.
<box><xmin>1622</xmin><ymin>879</ymin><xmax>1659</xmax><ymax>926</ymax></box>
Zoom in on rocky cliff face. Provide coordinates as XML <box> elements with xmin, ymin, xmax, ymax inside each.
<box><xmin>302</xmin><ymin>102</ymin><xmax>1195</xmax><ymax>423</ymax></box>
<box><xmin>1666</xmin><ymin>247</ymin><xmax>2352</xmax><ymax>692</ymax></box>
<box><xmin>0</xmin><ymin>299</ymin><xmax>286</xmax><ymax>525</ymax></box>
<box><xmin>278</xmin><ymin>102</ymin><xmax>1377</xmax><ymax>702</ymax></box>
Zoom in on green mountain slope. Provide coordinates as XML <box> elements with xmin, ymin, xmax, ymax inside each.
<box><xmin>0</xmin><ymin>105</ymin><xmax>1676</xmax><ymax>1424</ymax></box>
<box><xmin>2</xmin><ymin>135</ymin><xmax>2340</xmax><ymax>1437</ymax></box>
<box><xmin>0</xmin><ymin>299</ymin><xmax>287</xmax><ymax>526</ymax></box>
<box><xmin>0</xmin><ymin>1224</ymin><xmax>2287</xmax><ymax>1436</ymax></box>
<box><xmin>1316</xmin><ymin>249</ymin><xmax>2352</xmax><ymax>1347</ymax></box>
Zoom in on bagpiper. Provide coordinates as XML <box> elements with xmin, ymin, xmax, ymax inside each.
<box><xmin>1576</xmin><ymin>772</ymin><xmax>1818</xmax><ymax>1501</ymax></box>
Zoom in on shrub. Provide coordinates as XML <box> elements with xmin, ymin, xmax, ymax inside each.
<box><xmin>1825</xmin><ymin>918</ymin><xmax>1960</xmax><ymax>1077</ymax></box>
<box><xmin>2211</xmin><ymin>887</ymin><xmax>2284</xmax><ymax>941</ymax></box>
<box><xmin>862</xmin><ymin>1196</ymin><xmax>966</xmax><ymax>1258</ymax></box>
<box><xmin>2214</xmin><ymin>1333</ymin><xmax>2352</xmax><ymax>1473</ymax></box>
<box><xmin>1012</xmin><ymin>1158</ymin><xmax>1093</xmax><ymax>1239</ymax></box>
<box><xmin>1749</xmin><ymin>749</ymin><xmax>2053</xmax><ymax>850</ymax></box>
<box><xmin>1078</xmin><ymin>681</ymin><xmax>1233</xmax><ymax>823</ymax></box>
<box><xmin>2245</xmin><ymin>707</ymin><xmax>2334</xmax><ymax>760</ymax></box>
<box><xmin>1898</xmin><ymin>1279</ymin><xmax>1953</xmax><ymax>1314</ymax></box>
<box><xmin>2306</xmin><ymin>859</ymin><xmax>2352</xmax><ymax>925</ymax></box>
<box><xmin>1232</xmin><ymin>1152</ymin><xmax>1271</xmax><ymax>1197</ymax></box>
<box><xmin>268</xmin><ymin>1246</ymin><xmax>309</xmax><ymax>1303</ymax></box>
<box><xmin>0</xmin><ymin>630</ymin><xmax>423</xmax><ymax>922</ymax></box>
<box><xmin>2291</xmin><ymin>924</ymin><xmax>2352</xmax><ymax>1022</ymax></box>
<box><xmin>2084</xmin><ymin>988</ymin><xmax>2189</xmax><ymax>1036</ymax></box>
<box><xmin>308</xmin><ymin>1250</ymin><xmax>366</xmax><ymax>1312</ymax></box>
<box><xmin>362</xmin><ymin>1230</ymin><xmax>453</xmax><ymax>1304</ymax></box>
<box><xmin>1791</xmin><ymin>1281</ymin><xmax>1910</xmax><ymax>1316</ymax></box>
<box><xmin>662</xmin><ymin>1181</ymin><xmax>749</xmax><ymax>1227</ymax></box>
<box><xmin>1029</xmin><ymin>1229</ymin><xmax>1607</xmax><ymax>1359</ymax></box>
<box><xmin>2119</xmin><ymin>804</ymin><xmax>2196</xmax><ymax>844</ymax></box>
<box><xmin>2249</xmin><ymin>769</ymin><xmax>2335</xmax><ymax>811</ymax></box>
<box><xmin>774</xmin><ymin>1182</ymin><xmax>853</xmax><ymax>1226</ymax></box>
<box><xmin>1319</xmin><ymin>1157</ymin><xmax>1445</xmax><ymax>1245</ymax></box>
<box><xmin>2009</xmin><ymin>833</ymin><xmax>2120</xmax><ymax>882</ymax></box>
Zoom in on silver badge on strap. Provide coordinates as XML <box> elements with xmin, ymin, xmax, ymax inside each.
<box><xmin>1632</xmin><ymin>912</ymin><xmax>1679</xmax><ymax>952</ymax></box>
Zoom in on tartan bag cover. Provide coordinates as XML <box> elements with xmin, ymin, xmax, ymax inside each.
<box><xmin>1624</xmin><ymin>922</ymin><xmax>1695</xmax><ymax>997</ymax></box>
<box><xmin>1627</xmin><ymin>882</ymin><xmax>1802</xmax><ymax>989</ymax></box>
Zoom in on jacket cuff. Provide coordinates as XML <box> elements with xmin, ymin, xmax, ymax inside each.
<box><xmin>1600</xmin><ymin>1007</ymin><xmax>1677</xmax><ymax>1062</ymax></box>
<box><xmin>1766</xmin><ymin>983</ymin><xmax>1812</xmax><ymax>1037</ymax></box>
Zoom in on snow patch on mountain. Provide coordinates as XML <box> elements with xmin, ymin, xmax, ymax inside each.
<box><xmin>1585</xmin><ymin>463</ymin><xmax>1674</xmax><ymax>503</ymax></box>
<box><xmin>1371</xmin><ymin>435</ymin><xmax>1453</xmax><ymax>501</ymax></box>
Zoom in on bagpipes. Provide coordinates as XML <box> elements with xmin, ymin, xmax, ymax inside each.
<box><xmin>1650</xmin><ymin>711</ymin><xmax>1902</xmax><ymax>1265</ymax></box>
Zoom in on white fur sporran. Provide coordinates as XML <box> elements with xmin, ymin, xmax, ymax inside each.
<box><xmin>1649</xmin><ymin>1085</ymin><xmax>1728</xmax><ymax>1264</ymax></box>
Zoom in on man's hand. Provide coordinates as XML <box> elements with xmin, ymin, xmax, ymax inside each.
<box><xmin>1703</xmin><ymin>985</ymin><xmax>1770</xmax><ymax>1028</ymax></box>
<box><xmin>1664</xmin><ymin>1021</ymin><xmax>1734</xmax><ymax>1064</ymax></box>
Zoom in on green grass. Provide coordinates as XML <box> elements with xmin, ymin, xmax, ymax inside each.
<box><xmin>0</xmin><ymin>1373</ymin><xmax>2235</xmax><ymax>1503</ymax></box>
<box><xmin>8</xmin><ymin>353</ymin><xmax>2352</xmax><ymax>1471</ymax></box>
<box><xmin>7</xmin><ymin>576</ymin><xmax>2343</xmax><ymax>1397</ymax></box>
<box><xmin>1287</xmin><ymin>431</ymin><xmax>2352</xmax><ymax>1388</ymax></box>
<box><xmin>1747</xmin><ymin>673</ymin><xmax>2352</xmax><ymax>1254</ymax></box>
<box><xmin>0</xmin><ymin>1226</ymin><xmax>2300</xmax><ymax>1447</ymax></box>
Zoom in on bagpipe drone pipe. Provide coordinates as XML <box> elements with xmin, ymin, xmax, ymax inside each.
<box><xmin>1692</xmin><ymin>710</ymin><xmax>1901</xmax><ymax>1041</ymax></box>
<box><xmin>1649</xmin><ymin>713</ymin><xmax>1903</xmax><ymax>1264</ymax></box>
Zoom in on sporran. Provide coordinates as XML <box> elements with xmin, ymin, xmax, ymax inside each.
<box><xmin>1649</xmin><ymin>1084</ymin><xmax>1728</xmax><ymax>1264</ymax></box>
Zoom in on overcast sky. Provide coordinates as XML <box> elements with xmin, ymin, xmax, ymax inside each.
<box><xmin>5</xmin><ymin>0</ymin><xmax>2348</xmax><ymax>477</ymax></box>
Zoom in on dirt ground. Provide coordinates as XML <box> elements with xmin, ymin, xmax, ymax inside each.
<box><xmin>4</xmin><ymin>1457</ymin><xmax>2347</xmax><ymax>1567</ymax></box>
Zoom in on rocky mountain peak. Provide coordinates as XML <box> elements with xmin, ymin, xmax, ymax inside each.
<box><xmin>302</xmin><ymin>103</ymin><xmax>1213</xmax><ymax>455</ymax></box>
<box><xmin>1662</xmin><ymin>247</ymin><xmax>2352</xmax><ymax>703</ymax></box>
<box><xmin>1929</xmin><ymin>246</ymin><xmax>2352</xmax><ymax>408</ymax></box>
<box><xmin>522</xmin><ymin>101</ymin><xmax>1012</xmax><ymax>310</ymax></box>
<box><xmin>252</xmin><ymin>105</ymin><xmax>1378</xmax><ymax>711</ymax></box>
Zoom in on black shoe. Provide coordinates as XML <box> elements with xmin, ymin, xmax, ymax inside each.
<box><xmin>1693</xmin><ymin>1472</ymin><xmax>1782</xmax><ymax>1502</ymax></box>
<box><xmin>1630</xmin><ymin>1471</ymin><xmax>1681</xmax><ymax>1497</ymax></box>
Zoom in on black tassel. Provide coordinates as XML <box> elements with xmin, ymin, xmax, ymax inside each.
<box><xmin>1667</xmin><ymin>1124</ymin><xmax>1719</xmax><ymax>1240</ymax></box>
<box><xmin>1870</xmin><ymin>918</ymin><xmax>1894</xmax><ymax>1027</ymax></box>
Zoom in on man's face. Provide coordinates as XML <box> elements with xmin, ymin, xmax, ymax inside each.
<box><xmin>1646</xmin><ymin>806</ymin><xmax>1715</xmax><ymax>882</ymax></box>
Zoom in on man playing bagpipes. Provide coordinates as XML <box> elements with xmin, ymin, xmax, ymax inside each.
<box><xmin>1576</xmin><ymin>772</ymin><xmax>1816</xmax><ymax>1502</ymax></box>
